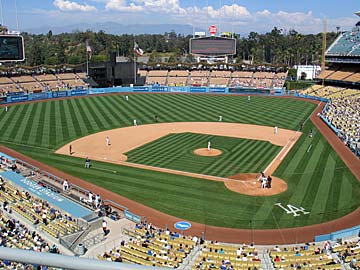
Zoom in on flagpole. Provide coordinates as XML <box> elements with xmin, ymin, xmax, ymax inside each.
<box><xmin>134</xmin><ymin>39</ymin><xmax>137</xmax><ymax>85</ymax></box>
<box><xmin>86</xmin><ymin>41</ymin><xmax>89</xmax><ymax>77</ymax></box>
<box><xmin>86</xmin><ymin>52</ymin><xmax>89</xmax><ymax>77</ymax></box>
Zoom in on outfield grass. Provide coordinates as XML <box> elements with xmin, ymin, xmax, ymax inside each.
<box><xmin>1</xmin><ymin>94</ymin><xmax>359</xmax><ymax>229</ymax></box>
<box><xmin>125</xmin><ymin>132</ymin><xmax>281</xmax><ymax>177</ymax></box>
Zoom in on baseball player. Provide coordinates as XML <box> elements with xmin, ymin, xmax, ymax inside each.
<box><xmin>133</xmin><ymin>119</ymin><xmax>137</xmax><ymax>126</ymax></box>
<box><xmin>207</xmin><ymin>141</ymin><xmax>211</xmax><ymax>151</ymax></box>
<box><xmin>5</xmin><ymin>106</ymin><xmax>8</xmax><ymax>112</ymax></box>
<box><xmin>106</xmin><ymin>136</ymin><xmax>110</xmax><ymax>146</ymax></box>
<box><xmin>125</xmin><ymin>95</ymin><xmax>129</xmax><ymax>101</ymax></box>
<box><xmin>218</xmin><ymin>115</ymin><xmax>222</xmax><ymax>122</ymax></box>
<box><xmin>274</xmin><ymin>126</ymin><xmax>278</xmax><ymax>134</ymax></box>
<box><xmin>248</xmin><ymin>96</ymin><xmax>251</xmax><ymax>102</ymax></box>
<box><xmin>69</xmin><ymin>144</ymin><xmax>72</xmax><ymax>155</ymax></box>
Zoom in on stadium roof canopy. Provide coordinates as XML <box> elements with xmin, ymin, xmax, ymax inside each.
<box><xmin>355</xmin><ymin>11</ymin><xmax>360</xmax><ymax>17</ymax></box>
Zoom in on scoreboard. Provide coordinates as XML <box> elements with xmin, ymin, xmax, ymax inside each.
<box><xmin>190</xmin><ymin>36</ymin><xmax>236</xmax><ymax>56</ymax></box>
<box><xmin>0</xmin><ymin>35</ymin><xmax>25</xmax><ymax>62</ymax></box>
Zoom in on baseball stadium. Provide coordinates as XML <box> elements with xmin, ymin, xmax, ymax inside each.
<box><xmin>0</xmin><ymin>2</ymin><xmax>359</xmax><ymax>270</ymax></box>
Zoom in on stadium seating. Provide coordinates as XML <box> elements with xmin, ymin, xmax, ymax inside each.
<box><xmin>327</xmin><ymin>29</ymin><xmax>360</xmax><ymax>56</ymax></box>
<box><xmin>0</xmin><ymin>177</ymin><xmax>81</xmax><ymax>238</ymax></box>
<box><xmin>167</xmin><ymin>70</ymin><xmax>189</xmax><ymax>86</ymax></box>
<box><xmin>100</xmin><ymin>224</ymin><xmax>196</xmax><ymax>268</ymax></box>
<box><xmin>188</xmin><ymin>70</ymin><xmax>209</xmax><ymax>86</ymax></box>
<box><xmin>146</xmin><ymin>70</ymin><xmax>169</xmax><ymax>85</ymax></box>
<box><xmin>322</xmin><ymin>93</ymin><xmax>360</xmax><ymax>157</ymax></box>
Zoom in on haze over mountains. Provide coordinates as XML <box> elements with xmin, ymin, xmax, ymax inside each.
<box><xmin>25</xmin><ymin>22</ymin><xmax>205</xmax><ymax>35</ymax></box>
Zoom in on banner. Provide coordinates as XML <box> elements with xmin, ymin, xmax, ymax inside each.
<box><xmin>209</xmin><ymin>87</ymin><xmax>226</xmax><ymax>93</ymax></box>
<box><xmin>190</xmin><ymin>87</ymin><xmax>207</xmax><ymax>93</ymax></box>
<box><xmin>52</xmin><ymin>91</ymin><xmax>68</xmax><ymax>98</ymax></box>
<box><xmin>133</xmin><ymin>86</ymin><xmax>149</xmax><ymax>92</ymax></box>
<box><xmin>8</xmin><ymin>95</ymin><xmax>29</xmax><ymax>102</ymax></box>
<box><xmin>169</xmin><ymin>86</ymin><xmax>188</xmax><ymax>92</ymax></box>
<box><xmin>70</xmin><ymin>89</ymin><xmax>88</xmax><ymax>96</ymax></box>
<box><xmin>151</xmin><ymin>86</ymin><xmax>168</xmax><ymax>92</ymax></box>
<box><xmin>89</xmin><ymin>88</ymin><xmax>106</xmax><ymax>95</ymax></box>
<box><xmin>31</xmin><ymin>92</ymin><xmax>48</xmax><ymax>100</ymax></box>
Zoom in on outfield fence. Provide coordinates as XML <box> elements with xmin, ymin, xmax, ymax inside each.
<box><xmin>0</xmin><ymin>85</ymin><xmax>286</xmax><ymax>104</ymax></box>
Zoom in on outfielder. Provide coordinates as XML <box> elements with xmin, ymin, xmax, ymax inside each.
<box><xmin>133</xmin><ymin>119</ymin><xmax>137</xmax><ymax>126</ymax></box>
<box><xmin>207</xmin><ymin>141</ymin><xmax>211</xmax><ymax>151</ymax></box>
<box><xmin>125</xmin><ymin>95</ymin><xmax>129</xmax><ymax>101</ymax></box>
<box><xmin>218</xmin><ymin>115</ymin><xmax>222</xmax><ymax>122</ymax></box>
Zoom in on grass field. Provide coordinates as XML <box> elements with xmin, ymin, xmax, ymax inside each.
<box><xmin>125</xmin><ymin>132</ymin><xmax>281</xmax><ymax>177</ymax></box>
<box><xmin>0</xmin><ymin>94</ymin><xmax>359</xmax><ymax>229</ymax></box>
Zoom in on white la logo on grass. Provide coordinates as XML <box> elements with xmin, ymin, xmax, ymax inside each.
<box><xmin>275</xmin><ymin>203</ymin><xmax>310</xmax><ymax>217</ymax></box>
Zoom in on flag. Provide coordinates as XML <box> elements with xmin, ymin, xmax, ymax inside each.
<box><xmin>86</xmin><ymin>41</ymin><xmax>92</xmax><ymax>60</ymax></box>
<box><xmin>133</xmin><ymin>41</ymin><xmax>144</xmax><ymax>56</ymax></box>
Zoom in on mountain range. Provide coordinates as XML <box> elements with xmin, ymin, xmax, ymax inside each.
<box><xmin>24</xmin><ymin>22</ymin><xmax>205</xmax><ymax>35</ymax></box>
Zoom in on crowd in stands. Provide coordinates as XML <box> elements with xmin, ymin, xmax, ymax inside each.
<box><xmin>99</xmin><ymin>221</ymin><xmax>197</xmax><ymax>268</ymax></box>
<box><xmin>0</xmin><ymin>176</ymin><xmax>81</xmax><ymax>239</ymax></box>
<box><xmin>327</xmin><ymin>26</ymin><xmax>360</xmax><ymax>56</ymax></box>
<box><xmin>300</xmin><ymin>85</ymin><xmax>360</xmax><ymax>157</ymax></box>
<box><xmin>0</xmin><ymin>180</ymin><xmax>61</xmax><ymax>270</ymax></box>
<box><xmin>322</xmin><ymin>96</ymin><xmax>360</xmax><ymax>157</ymax></box>
<box><xmin>143</xmin><ymin>69</ymin><xmax>287</xmax><ymax>88</ymax></box>
<box><xmin>0</xmin><ymin>72</ymin><xmax>88</xmax><ymax>96</ymax></box>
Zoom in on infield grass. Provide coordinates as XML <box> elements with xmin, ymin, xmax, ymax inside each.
<box><xmin>125</xmin><ymin>132</ymin><xmax>281</xmax><ymax>177</ymax></box>
<box><xmin>1</xmin><ymin>94</ymin><xmax>359</xmax><ymax>229</ymax></box>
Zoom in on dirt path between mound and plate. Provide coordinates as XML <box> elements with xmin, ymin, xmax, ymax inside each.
<box><xmin>1</xmin><ymin>95</ymin><xmax>359</xmax><ymax>244</ymax></box>
<box><xmin>55</xmin><ymin>122</ymin><xmax>299</xmax><ymax>196</ymax></box>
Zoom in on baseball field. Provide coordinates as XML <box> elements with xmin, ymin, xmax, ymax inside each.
<box><xmin>0</xmin><ymin>93</ymin><xmax>359</xmax><ymax>230</ymax></box>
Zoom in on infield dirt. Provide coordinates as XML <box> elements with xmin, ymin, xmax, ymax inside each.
<box><xmin>56</xmin><ymin>122</ymin><xmax>300</xmax><ymax>196</ymax></box>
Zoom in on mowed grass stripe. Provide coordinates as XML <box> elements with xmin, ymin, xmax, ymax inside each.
<box><xmin>278</xmin><ymin>140</ymin><xmax>325</xmax><ymax>223</ymax></box>
<box><xmin>307</xmin><ymin>154</ymin><xmax>336</xmax><ymax>220</ymax></box>
<box><xmin>141</xmin><ymin>134</ymin><xmax>208</xmax><ymax>166</ymax></box>
<box><xmin>40</xmin><ymin>101</ymin><xmax>52</xmax><ymax>148</ymax></box>
<box><xmin>13</xmin><ymin>104</ymin><xmax>35</xmax><ymax>142</ymax></box>
<box><xmin>1</xmin><ymin>103</ymin><xmax>28</xmax><ymax>140</ymax></box>
<box><xmin>66</xmin><ymin>99</ymin><xmax>87</xmax><ymax>136</ymax></box>
<box><xmin>53</xmin><ymin>101</ymin><xmax>64</xmax><ymax>147</ymax></box>
<box><xmin>97</xmin><ymin>96</ymin><xmax>127</xmax><ymax>126</ymax></box>
<box><xmin>91</xmin><ymin>96</ymin><xmax>119</xmax><ymax>127</ymax></box>
<box><xmin>126</xmin><ymin>133</ymin><xmax>191</xmax><ymax>159</ymax></box>
<box><xmin>201</xmin><ymin>139</ymin><xmax>251</xmax><ymax>174</ymax></box>
<box><xmin>84</xmin><ymin>97</ymin><xmax>111</xmax><ymax>130</ymax></box>
<box><xmin>73</xmin><ymin>99</ymin><xmax>97</xmax><ymax>132</ymax></box>
<box><xmin>26</xmin><ymin>103</ymin><xmax>44</xmax><ymax>146</ymax></box>
<box><xmin>0</xmin><ymin>105</ymin><xmax>20</xmax><ymax>132</ymax></box>
<box><xmin>80</xmin><ymin>98</ymin><xmax>106</xmax><ymax>130</ymax></box>
<box><xmin>7</xmin><ymin>104</ymin><xmax>31</xmax><ymax>140</ymax></box>
<box><xmin>34</xmin><ymin>102</ymin><xmax>47</xmax><ymax>146</ymax></box>
<box><xmin>58</xmin><ymin>100</ymin><xmax>72</xmax><ymax>141</ymax></box>
<box><xmin>105</xmin><ymin>96</ymin><xmax>132</xmax><ymax>126</ymax></box>
<box><xmin>19</xmin><ymin>104</ymin><xmax>38</xmax><ymax>143</ymax></box>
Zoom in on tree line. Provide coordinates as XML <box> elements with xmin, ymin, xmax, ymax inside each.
<box><xmin>21</xmin><ymin>27</ymin><xmax>337</xmax><ymax>67</ymax></box>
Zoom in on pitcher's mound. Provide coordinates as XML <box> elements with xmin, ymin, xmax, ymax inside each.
<box><xmin>225</xmin><ymin>173</ymin><xmax>288</xmax><ymax>196</ymax></box>
<box><xmin>193</xmin><ymin>148</ymin><xmax>222</xmax><ymax>157</ymax></box>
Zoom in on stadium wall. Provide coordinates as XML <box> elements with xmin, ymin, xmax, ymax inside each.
<box><xmin>1</xmin><ymin>86</ymin><xmax>286</xmax><ymax>104</ymax></box>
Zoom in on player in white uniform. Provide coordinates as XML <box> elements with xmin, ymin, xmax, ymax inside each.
<box><xmin>133</xmin><ymin>119</ymin><xmax>137</xmax><ymax>126</ymax></box>
<box><xmin>218</xmin><ymin>115</ymin><xmax>222</xmax><ymax>122</ymax></box>
<box><xmin>207</xmin><ymin>141</ymin><xmax>211</xmax><ymax>151</ymax></box>
<box><xmin>274</xmin><ymin>126</ymin><xmax>278</xmax><ymax>134</ymax></box>
<box><xmin>125</xmin><ymin>95</ymin><xmax>129</xmax><ymax>101</ymax></box>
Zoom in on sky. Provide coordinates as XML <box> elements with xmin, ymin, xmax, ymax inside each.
<box><xmin>1</xmin><ymin>0</ymin><xmax>359</xmax><ymax>34</ymax></box>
